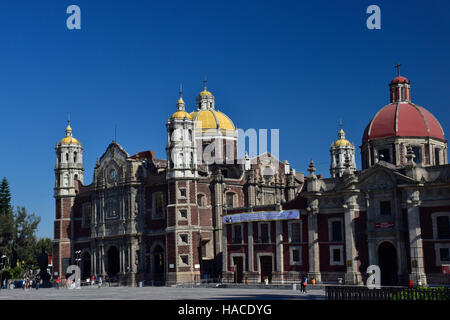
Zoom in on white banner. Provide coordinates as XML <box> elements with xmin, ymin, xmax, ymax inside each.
<box><xmin>222</xmin><ymin>209</ymin><xmax>300</xmax><ymax>224</ymax></box>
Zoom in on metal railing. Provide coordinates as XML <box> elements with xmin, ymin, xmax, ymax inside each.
<box><xmin>325</xmin><ymin>286</ymin><xmax>450</xmax><ymax>300</ymax></box>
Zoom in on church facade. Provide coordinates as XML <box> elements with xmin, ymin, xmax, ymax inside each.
<box><xmin>53</xmin><ymin>74</ymin><xmax>450</xmax><ymax>286</ymax></box>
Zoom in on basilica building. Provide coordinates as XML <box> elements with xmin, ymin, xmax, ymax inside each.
<box><xmin>53</xmin><ymin>74</ymin><xmax>450</xmax><ymax>286</ymax></box>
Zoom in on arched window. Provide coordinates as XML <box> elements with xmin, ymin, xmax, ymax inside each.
<box><xmin>66</xmin><ymin>153</ymin><xmax>69</xmax><ymax>161</ymax></box>
<box><xmin>74</xmin><ymin>152</ymin><xmax>77</xmax><ymax>162</ymax></box>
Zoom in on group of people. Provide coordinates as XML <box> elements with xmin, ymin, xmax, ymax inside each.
<box><xmin>54</xmin><ymin>274</ymin><xmax>103</xmax><ymax>289</ymax></box>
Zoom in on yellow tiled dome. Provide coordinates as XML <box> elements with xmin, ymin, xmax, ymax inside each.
<box><xmin>199</xmin><ymin>90</ymin><xmax>213</xmax><ymax>97</ymax></box>
<box><xmin>59</xmin><ymin>124</ymin><xmax>81</xmax><ymax>145</ymax></box>
<box><xmin>171</xmin><ymin>110</ymin><xmax>192</xmax><ymax>120</ymax></box>
<box><xmin>335</xmin><ymin>139</ymin><xmax>352</xmax><ymax>147</ymax></box>
<box><xmin>60</xmin><ymin>136</ymin><xmax>80</xmax><ymax>145</ymax></box>
<box><xmin>190</xmin><ymin>109</ymin><xmax>235</xmax><ymax>132</ymax></box>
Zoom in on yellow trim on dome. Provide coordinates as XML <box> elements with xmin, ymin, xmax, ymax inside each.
<box><xmin>335</xmin><ymin>139</ymin><xmax>351</xmax><ymax>147</ymax></box>
<box><xmin>59</xmin><ymin>137</ymin><xmax>80</xmax><ymax>145</ymax></box>
<box><xmin>171</xmin><ymin>110</ymin><xmax>192</xmax><ymax>120</ymax></box>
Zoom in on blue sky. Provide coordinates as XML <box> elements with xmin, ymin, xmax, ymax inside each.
<box><xmin>0</xmin><ymin>0</ymin><xmax>449</xmax><ymax>238</ymax></box>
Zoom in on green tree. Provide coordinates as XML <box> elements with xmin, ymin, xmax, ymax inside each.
<box><xmin>35</xmin><ymin>238</ymin><xmax>52</xmax><ymax>255</ymax></box>
<box><xmin>0</xmin><ymin>177</ymin><xmax>12</xmax><ymax>213</ymax></box>
<box><xmin>11</xmin><ymin>207</ymin><xmax>41</xmax><ymax>268</ymax></box>
<box><xmin>0</xmin><ymin>178</ymin><xmax>14</xmax><ymax>264</ymax></box>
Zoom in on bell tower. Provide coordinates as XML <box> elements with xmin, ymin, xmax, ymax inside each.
<box><xmin>53</xmin><ymin>120</ymin><xmax>84</xmax><ymax>278</ymax></box>
<box><xmin>166</xmin><ymin>86</ymin><xmax>197</xmax><ymax>179</ymax></box>
<box><xmin>330</xmin><ymin>125</ymin><xmax>356</xmax><ymax>178</ymax></box>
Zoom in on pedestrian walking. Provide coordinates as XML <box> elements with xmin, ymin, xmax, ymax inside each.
<box><xmin>302</xmin><ymin>275</ymin><xmax>308</xmax><ymax>293</ymax></box>
<box><xmin>55</xmin><ymin>276</ymin><xmax>60</xmax><ymax>289</ymax></box>
<box><xmin>35</xmin><ymin>275</ymin><xmax>41</xmax><ymax>290</ymax></box>
<box><xmin>299</xmin><ymin>276</ymin><xmax>305</xmax><ymax>293</ymax></box>
<box><xmin>91</xmin><ymin>275</ymin><xmax>95</xmax><ymax>286</ymax></box>
<box><xmin>98</xmin><ymin>276</ymin><xmax>102</xmax><ymax>288</ymax></box>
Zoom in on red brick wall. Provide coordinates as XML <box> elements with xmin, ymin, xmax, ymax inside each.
<box><xmin>419</xmin><ymin>206</ymin><xmax>450</xmax><ymax>273</ymax></box>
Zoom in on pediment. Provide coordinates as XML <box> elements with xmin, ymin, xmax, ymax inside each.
<box><xmin>357</xmin><ymin>165</ymin><xmax>414</xmax><ymax>191</ymax></box>
<box><xmin>99</xmin><ymin>142</ymin><xmax>130</xmax><ymax>166</ymax></box>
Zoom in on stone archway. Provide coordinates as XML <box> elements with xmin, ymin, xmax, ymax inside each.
<box><xmin>378</xmin><ymin>242</ymin><xmax>398</xmax><ymax>286</ymax></box>
<box><xmin>81</xmin><ymin>251</ymin><xmax>91</xmax><ymax>280</ymax></box>
<box><xmin>107</xmin><ymin>246</ymin><xmax>120</xmax><ymax>278</ymax></box>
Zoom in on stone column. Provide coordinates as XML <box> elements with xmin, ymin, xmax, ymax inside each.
<box><xmin>92</xmin><ymin>246</ymin><xmax>96</xmax><ymax>276</ymax></box>
<box><xmin>344</xmin><ymin>195</ymin><xmax>362</xmax><ymax>284</ymax></box>
<box><xmin>274</xmin><ymin>220</ymin><xmax>284</xmax><ymax>283</ymax></box>
<box><xmin>213</xmin><ymin>178</ymin><xmax>224</xmax><ymax>257</ymax></box>
<box><xmin>100</xmin><ymin>244</ymin><xmax>105</xmax><ymax>276</ymax></box>
<box><xmin>248</xmin><ymin>222</ymin><xmax>254</xmax><ymax>272</ymax></box>
<box><xmin>307</xmin><ymin>199</ymin><xmax>321</xmax><ymax>283</ymax></box>
<box><xmin>119</xmin><ymin>244</ymin><xmax>124</xmax><ymax>273</ymax></box>
<box><xmin>406</xmin><ymin>189</ymin><xmax>427</xmax><ymax>285</ymax></box>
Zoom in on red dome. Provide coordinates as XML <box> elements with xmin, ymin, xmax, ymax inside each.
<box><xmin>390</xmin><ymin>76</ymin><xmax>410</xmax><ymax>84</ymax></box>
<box><xmin>363</xmin><ymin>102</ymin><xmax>445</xmax><ymax>143</ymax></box>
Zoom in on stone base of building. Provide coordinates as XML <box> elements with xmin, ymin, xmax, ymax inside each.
<box><xmin>242</xmin><ymin>271</ymin><xmax>260</xmax><ymax>283</ymax></box>
<box><xmin>271</xmin><ymin>271</ymin><xmax>284</xmax><ymax>284</ymax></box>
<box><xmin>426</xmin><ymin>273</ymin><xmax>450</xmax><ymax>285</ymax></box>
<box><xmin>344</xmin><ymin>271</ymin><xmax>363</xmax><ymax>285</ymax></box>
<box><xmin>165</xmin><ymin>271</ymin><xmax>201</xmax><ymax>286</ymax></box>
<box><xmin>307</xmin><ymin>271</ymin><xmax>322</xmax><ymax>284</ymax></box>
<box><xmin>221</xmin><ymin>271</ymin><xmax>309</xmax><ymax>284</ymax></box>
<box><xmin>221</xmin><ymin>271</ymin><xmax>234</xmax><ymax>283</ymax></box>
<box><xmin>119</xmin><ymin>272</ymin><xmax>137</xmax><ymax>287</ymax></box>
<box><xmin>409</xmin><ymin>272</ymin><xmax>428</xmax><ymax>286</ymax></box>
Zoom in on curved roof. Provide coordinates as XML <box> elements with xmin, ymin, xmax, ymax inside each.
<box><xmin>362</xmin><ymin>102</ymin><xmax>444</xmax><ymax>143</ymax></box>
<box><xmin>190</xmin><ymin>109</ymin><xmax>235</xmax><ymax>132</ymax></box>
<box><xmin>171</xmin><ymin>110</ymin><xmax>192</xmax><ymax>120</ymax></box>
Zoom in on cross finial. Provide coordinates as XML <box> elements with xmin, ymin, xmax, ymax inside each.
<box><xmin>203</xmin><ymin>76</ymin><xmax>207</xmax><ymax>91</ymax></box>
<box><xmin>68</xmin><ymin>113</ymin><xmax>71</xmax><ymax>125</ymax></box>
<box><xmin>179</xmin><ymin>83</ymin><xmax>183</xmax><ymax>98</ymax></box>
<box><xmin>395</xmin><ymin>63</ymin><xmax>402</xmax><ymax>76</ymax></box>
<box><xmin>339</xmin><ymin>119</ymin><xmax>343</xmax><ymax>130</ymax></box>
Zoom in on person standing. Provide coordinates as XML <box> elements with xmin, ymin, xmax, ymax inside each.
<box><xmin>91</xmin><ymin>275</ymin><xmax>95</xmax><ymax>286</ymax></box>
<box><xmin>55</xmin><ymin>276</ymin><xmax>60</xmax><ymax>289</ymax></box>
<box><xmin>98</xmin><ymin>276</ymin><xmax>102</xmax><ymax>288</ymax></box>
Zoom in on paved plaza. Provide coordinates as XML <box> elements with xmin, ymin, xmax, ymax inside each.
<box><xmin>0</xmin><ymin>285</ymin><xmax>325</xmax><ymax>300</ymax></box>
